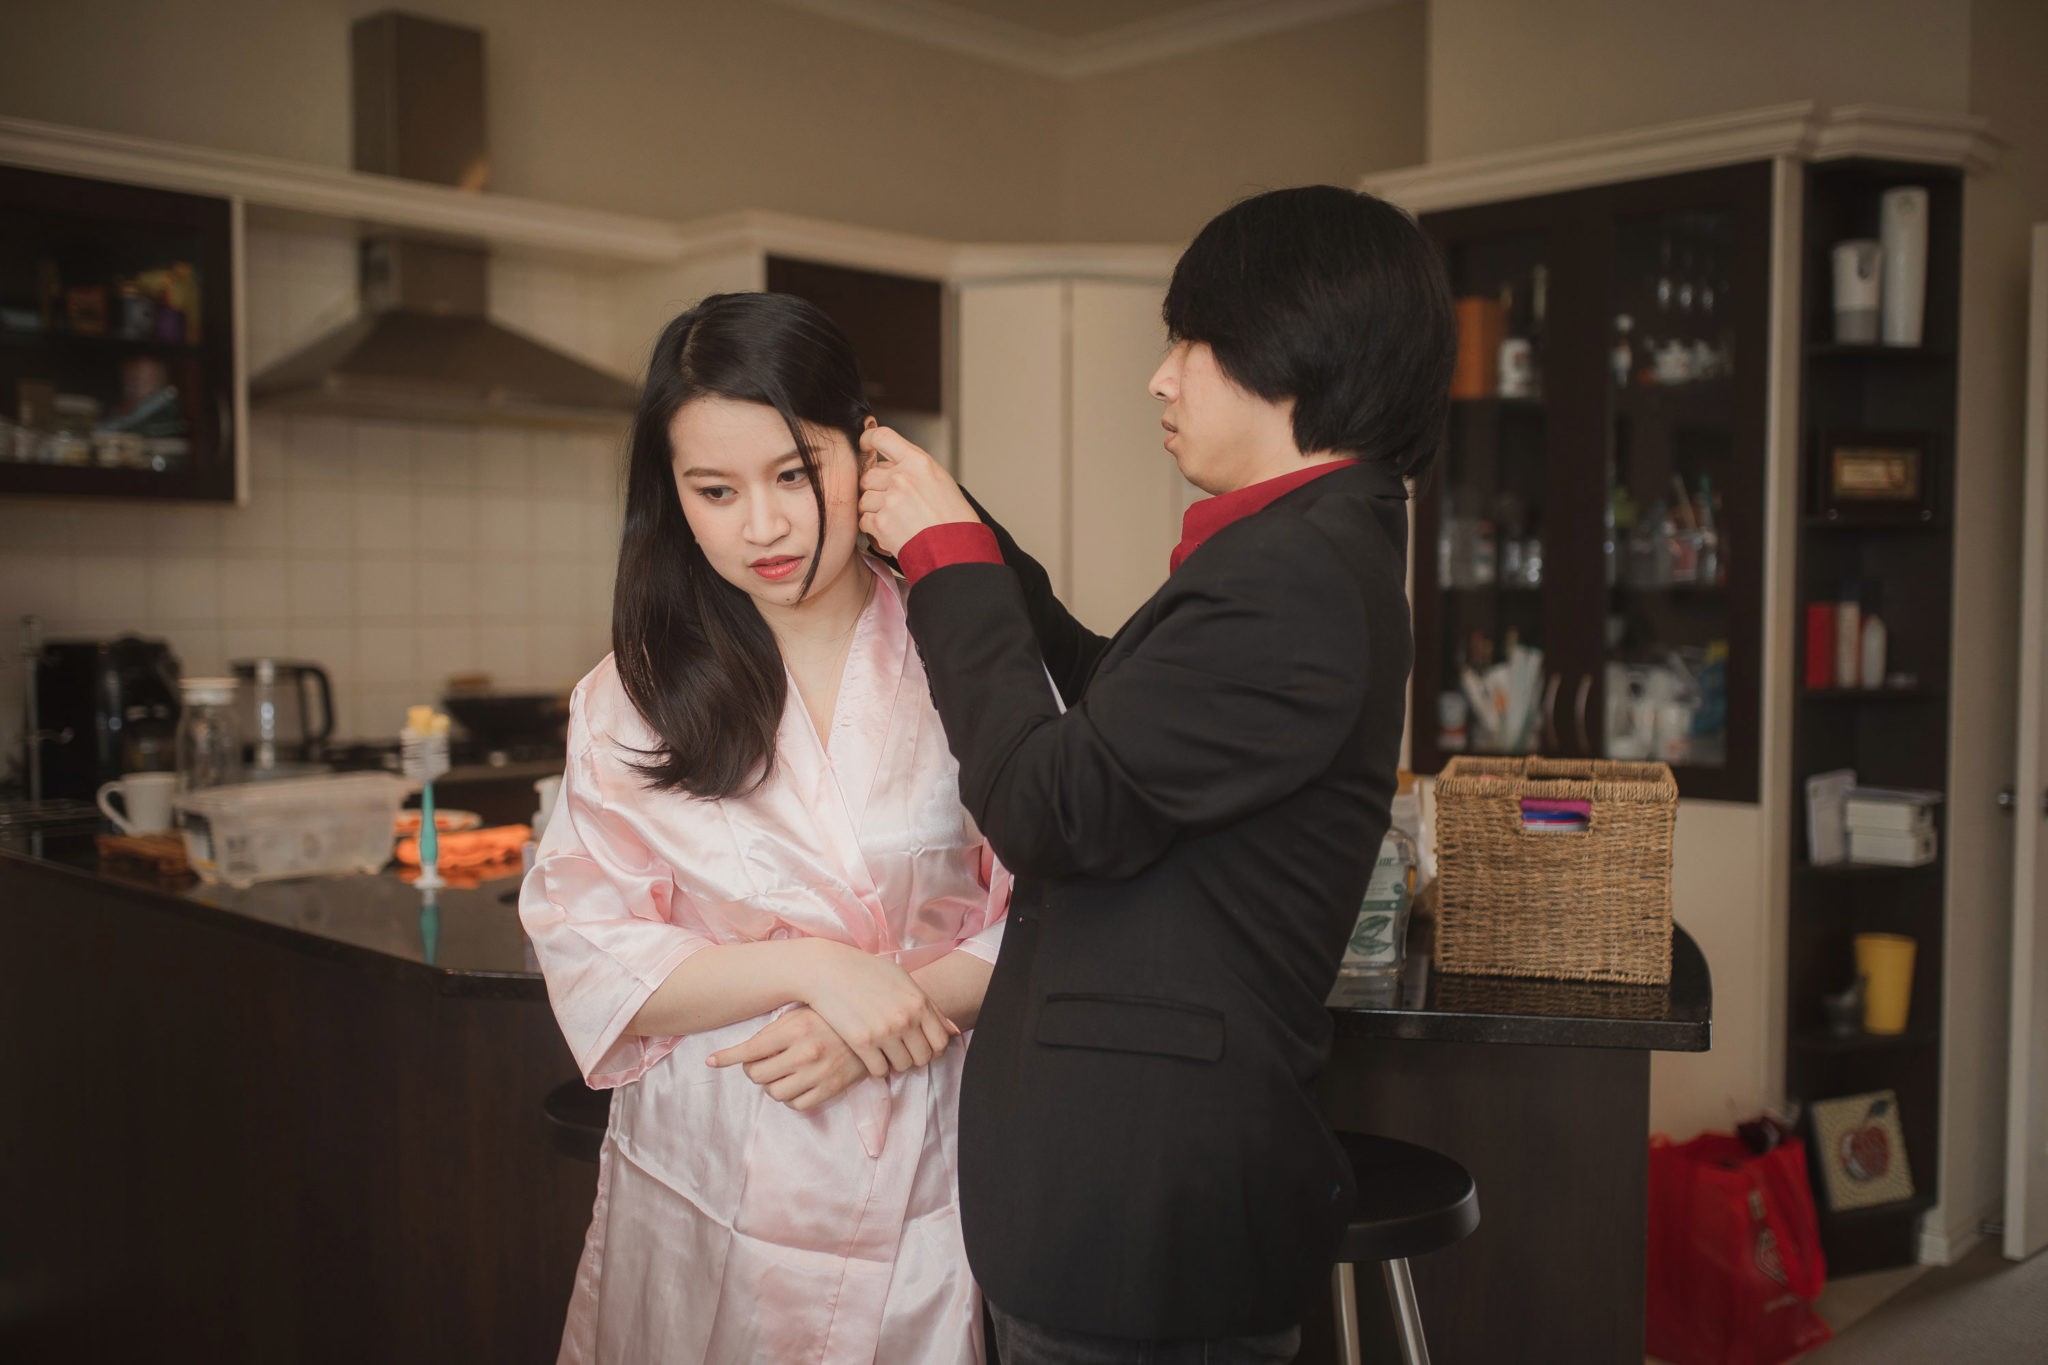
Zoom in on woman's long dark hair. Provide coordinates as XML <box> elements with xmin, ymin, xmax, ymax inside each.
<box><xmin>612</xmin><ymin>292</ymin><xmax>872</xmax><ymax>798</ymax></box>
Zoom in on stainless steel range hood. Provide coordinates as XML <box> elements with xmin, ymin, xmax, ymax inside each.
<box><xmin>249</xmin><ymin>12</ymin><xmax>638</xmax><ymax>430</ymax></box>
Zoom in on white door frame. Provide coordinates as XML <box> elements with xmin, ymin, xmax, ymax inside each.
<box><xmin>2005</xmin><ymin>221</ymin><xmax>2048</xmax><ymax>1262</ymax></box>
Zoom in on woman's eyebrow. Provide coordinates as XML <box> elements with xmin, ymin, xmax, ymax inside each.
<box><xmin>677</xmin><ymin>449</ymin><xmax>802</xmax><ymax>480</ymax></box>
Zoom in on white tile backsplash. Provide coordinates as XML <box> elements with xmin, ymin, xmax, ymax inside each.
<box><xmin>219</xmin><ymin>555</ymin><xmax>291</xmax><ymax>620</ymax></box>
<box><xmin>353</xmin><ymin>558</ymin><xmax>419</xmax><ymax>618</ymax></box>
<box><xmin>0</xmin><ymin>555</ymin><xmax>77</xmax><ymax>621</ymax></box>
<box><xmin>475</xmin><ymin>495</ymin><xmax>532</xmax><ymax>553</ymax></box>
<box><xmin>147</xmin><ymin>505</ymin><xmax>225</xmax><ymax>556</ymax></box>
<box><xmin>351</xmin><ymin>490</ymin><xmax>415</xmax><ymax>552</ymax></box>
<box><xmin>148</xmin><ymin>559</ymin><xmax>221</xmax><ymax>623</ymax></box>
<box><xmin>353</xmin><ymin>422</ymin><xmax>415</xmax><ymax>487</ymax></box>
<box><xmin>0</xmin><ymin>226</ymin><xmax>629</xmax><ymax>769</ymax></box>
<box><xmin>287</xmin><ymin>486</ymin><xmax>355</xmax><ymax>551</ymax></box>
<box><xmin>414</xmin><ymin>491</ymin><xmax>475</xmax><ymax>556</ymax></box>
<box><xmin>286</xmin><ymin>415</ymin><xmax>355</xmax><ymax>484</ymax></box>
<box><xmin>74</xmin><ymin>557</ymin><xmax>150</xmax><ymax>623</ymax></box>
<box><xmin>475</xmin><ymin>428</ymin><xmax>534</xmax><ymax>494</ymax></box>
<box><xmin>287</xmin><ymin>556</ymin><xmax>355</xmax><ymax>619</ymax></box>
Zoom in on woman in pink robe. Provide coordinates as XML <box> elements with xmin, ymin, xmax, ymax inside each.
<box><xmin>520</xmin><ymin>294</ymin><xmax>1007</xmax><ymax>1365</ymax></box>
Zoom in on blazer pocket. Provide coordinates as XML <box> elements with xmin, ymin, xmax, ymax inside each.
<box><xmin>1034</xmin><ymin>993</ymin><xmax>1226</xmax><ymax>1063</ymax></box>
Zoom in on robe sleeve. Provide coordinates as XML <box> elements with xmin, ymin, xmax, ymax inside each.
<box><xmin>519</xmin><ymin>680</ymin><xmax>718</xmax><ymax>1088</ymax></box>
<box><xmin>951</xmin><ymin>843</ymin><xmax>1011</xmax><ymax>967</ymax></box>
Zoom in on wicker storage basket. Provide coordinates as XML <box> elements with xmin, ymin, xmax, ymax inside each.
<box><xmin>1432</xmin><ymin>756</ymin><xmax>1678</xmax><ymax>985</ymax></box>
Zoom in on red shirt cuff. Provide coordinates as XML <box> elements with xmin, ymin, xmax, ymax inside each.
<box><xmin>897</xmin><ymin>522</ymin><xmax>1003</xmax><ymax>586</ymax></box>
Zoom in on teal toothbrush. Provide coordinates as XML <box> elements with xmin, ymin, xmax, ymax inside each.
<box><xmin>402</xmin><ymin>706</ymin><xmax>452</xmax><ymax>960</ymax></box>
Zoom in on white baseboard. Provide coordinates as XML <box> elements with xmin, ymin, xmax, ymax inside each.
<box><xmin>1918</xmin><ymin>1202</ymin><xmax>1999</xmax><ymax>1265</ymax></box>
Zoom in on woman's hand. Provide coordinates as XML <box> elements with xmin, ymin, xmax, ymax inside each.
<box><xmin>706</xmin><ymin>1006</ymin><xmax>871</xmax><ymax>1112</ymax></box>
<box><xmin>857</xmin><ymin>425</ymin><xmax>979</xmax><ymax>557</ymax></box>
<box><xmin>797</xmin><ymin>939</ymin><xmax>957</xmax><ymax>1078</ymax></box>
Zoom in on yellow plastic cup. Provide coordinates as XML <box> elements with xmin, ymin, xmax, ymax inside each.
<box><xmin>1855</xmin><ymin>933</ymin><xmax>1917</xmax><ymax>1034</ymax></box>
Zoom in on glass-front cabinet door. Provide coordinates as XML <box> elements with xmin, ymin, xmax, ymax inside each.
<box><xmin>0</xmin><ymin>164</ymin><xmax>237</xmax><ymax>501</ymax></box>
<box><xmin>1415</xmin><ymin>163</ymin><xmax>1768</xmax><ymax>801</ymax></box>
<box><xmin>1416</xmin><ymin>228</ymin><xmax>1555</xmax><ymax>764</ymax></box>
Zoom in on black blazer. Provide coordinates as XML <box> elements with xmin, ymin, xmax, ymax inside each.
<box><xmin>905</xmin><ymin>460</ymin><xmax>1414</xmax><ymax>1339</ymax></box>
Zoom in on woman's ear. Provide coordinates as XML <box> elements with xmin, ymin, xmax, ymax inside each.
<box><xmin>863</xmin><ymin>415</ymin><xmax>878</xmax><ymax>431</ymax></box>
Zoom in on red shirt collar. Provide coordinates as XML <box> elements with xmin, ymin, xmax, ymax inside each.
<box><xmin>1171</xmin><ymin>459</ymin><xmax>1359</xmax><ymax>573</ymax></box>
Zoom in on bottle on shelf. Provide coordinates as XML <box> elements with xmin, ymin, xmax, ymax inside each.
<box><xmin>1860</xmin><ymin>583</ymin><xmax>1888</xmax><ymax>689</ymax></box>
<box><xmin>1835</xmin><ymin>583</ymin><xmax>1862</xmax><ymax>690</ymax></box>
<box><xmin>1695</xmin><ymin>473</ymin><xmax>1721</xmax><ymax>586</ymax></box>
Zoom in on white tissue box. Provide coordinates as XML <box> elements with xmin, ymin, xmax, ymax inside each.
<box><xmin>1844</xmin><ymin>787</ymin><xmax>1940</xmax><ymax>835</ymax></box>
<box><xmin>1848</xmin><ymin>827</ymin><xmax>1937</xmax><ymax>867</ymax></box>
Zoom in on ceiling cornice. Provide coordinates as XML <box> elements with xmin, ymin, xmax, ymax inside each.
<box><xmin>1364</xmin><ymin>103</ymin><xmax>2004</xmax><ymax>215</ymax></box>
<box><xmin>773</xmin><ymin>0</ymin><xmax>1399</xmax><ymax>79</ymax></box>
<box><xmin>0</xmin><ymin>116</ymin><xmax>1180</xmax><ymax>282</ymax></box>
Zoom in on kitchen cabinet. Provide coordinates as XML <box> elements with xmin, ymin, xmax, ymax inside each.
<box><xmin>766</xmin><ymin>255</ymin><xmax>943</xmax><ymax>413</ymax></box>
<box><xmin>1411</xmin><ymin>162</ymin><xmax>1771</xmax><ymax>802</ymax></box>
<box><xmin>0</xmin><ymin>164</ymin><xmax>240</xmax><ymax>501</ymax></box>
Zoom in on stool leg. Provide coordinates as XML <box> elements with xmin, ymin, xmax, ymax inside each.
<box><xmin>1331</xmin><ymin>1262</ymin><xmax>1363</xmax><ymax>1365</ymax></box>
<box><xmin>1380</xmin><ymin>1258</ymin><xmax>1430</xmax><ymax>1365</ymax></box>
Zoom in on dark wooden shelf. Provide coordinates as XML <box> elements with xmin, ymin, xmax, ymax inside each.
<box><xmin>1799</xmin><ymin>687</ymin><xmax>1944</xmax><ymax>702</ymax></box>
<box><xmin>0</xmin><ymin>330</ymin><xmax>203</xmax><ymax>354</ymax></box>
<box><xmin>1449</xmin><ymin>395</ymin><xmax>1545</xmax><ymax>412</ymax></box>
<box><xmin>1801</xmin><ymin>514</ymin><xmax>1947</xmax><ymax>532</ymax></box>
<box><xmin>1788</xmin><ymin>158</ymin><xmax>1962</xmax><ymax>1279</ymax></box>
<box><xmin>1791</xmin><ymin>1026</ymin><xmax>1940</xmax><ymax>1053</ymax></box>
<box><xmin>1818</xmin><ymin>1190</ymin><xmax>1939</xmax><ymax>1224</ymax></box>
<box><xmin>1806</xmin><ymin>342</ymin><xmax>1955</xmax><ymax>360</ymax></box>
<box><xmin>1796</xmin><ymin>860</ymin><xmax>1940</xmax><ymax>878</ymax></box>
<box><xmin>1613</xmin><ymin>580</ymin><xmax>1728</xmax><ymax>594</ymax></box>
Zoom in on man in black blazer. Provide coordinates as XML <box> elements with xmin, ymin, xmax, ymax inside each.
<box><xmin>859</xmin><ymin>186</ymin><xmax>1455</xmax><ymax>1363</ymax></box>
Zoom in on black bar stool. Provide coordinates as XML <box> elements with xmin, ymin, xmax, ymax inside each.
<box><xmin>542</xmin><ymin>1078</ymin><xmax>609</xmax><ymax>1163</ymax></box>
<box><xmin>1331</xmin><ymin>1133</ymin><xmax>1480</xmax><ymax>1365</ymax></box>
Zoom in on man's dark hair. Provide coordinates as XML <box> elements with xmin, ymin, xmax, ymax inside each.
<box><xmin>1163</xmin><ymin>185</ymin><xmax>1455</xmax><ymax>483</ymax></box>
<box><xmin>613</xmin><ymin>292</ymin><xmax>873</xmax><ymax>798</ymax></box>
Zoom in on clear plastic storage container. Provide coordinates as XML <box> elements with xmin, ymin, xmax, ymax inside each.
<box><xmin>175</xmin><ymin>772</ymin><xmax>408</xmax><ymax>888</ymax></box>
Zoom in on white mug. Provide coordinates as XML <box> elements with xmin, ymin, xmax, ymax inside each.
<box><xmin>97</xmin><ymin>771</ymin><xmax>178</xmax><ymax>835</ymax></box>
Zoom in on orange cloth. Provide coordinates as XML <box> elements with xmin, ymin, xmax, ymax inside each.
<box><xmin>396</xmin><ymin>823</ymin><xmax>531</xmax><ymax>871</ymax></box>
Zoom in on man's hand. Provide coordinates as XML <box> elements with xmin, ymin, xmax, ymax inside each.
<box><xmin>706</xmin><ymin>1006</ymin><xmax>872</xmax><ymax>1112</ymax></box>
<box><xmin>858</xmin><ymin>425</ymin><xmax>979</xmax><ymax>557</ymax></box>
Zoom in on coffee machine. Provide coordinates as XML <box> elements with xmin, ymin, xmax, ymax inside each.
<box><xmin>31</xmin><ymin>634</ymin><xmax>182</xmax><ymax>801</ymax></box>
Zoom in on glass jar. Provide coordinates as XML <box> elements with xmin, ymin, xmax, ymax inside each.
<box><xmin>176</xmin><ymin>676</ymin><xmax>244</xmax><ymax>792</ymax></box>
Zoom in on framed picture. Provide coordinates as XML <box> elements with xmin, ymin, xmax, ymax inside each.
<box><xmin>1810</xmin><ymin>1090</ymin><xmax>1916</xmax><ymax>1211</ymax></box>
<box><xmin>1814</xmin><ymin>432</ymin><xmax>1937</xmax><ymax>523</ymax></box>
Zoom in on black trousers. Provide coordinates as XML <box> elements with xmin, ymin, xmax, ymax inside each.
<box><xmin>986</xmin><ymin>1301</ymin><xmax>1300</xmax><ymax>1365</ymax></box>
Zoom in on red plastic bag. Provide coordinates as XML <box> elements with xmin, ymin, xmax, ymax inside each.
<box><xmin>1646</xmin><ymin>1133</ymin><xmax>1833</xmax><ymax>1365</ymax></box>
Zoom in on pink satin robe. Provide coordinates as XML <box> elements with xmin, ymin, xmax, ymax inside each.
<box><xmin>520</xmin><ymin>561</ymin><xmax>1008</xmax><ymax>1365</ymax></box>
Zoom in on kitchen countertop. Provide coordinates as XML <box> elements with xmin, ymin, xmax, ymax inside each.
<box><xmin>3</xmin><ymin>832</ymin><xmax>1710</xmax><ymax>1048</ymax></box>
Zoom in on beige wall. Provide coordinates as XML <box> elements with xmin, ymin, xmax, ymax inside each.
<box><xmin>0</xmin><ymin>0</ymin><xmax>1071</xmax><ymax>242</ymax></box>
<box><xmin>1939</xmin><ymin>0</ymin><xmax>2048</xmax><ymax>1259</ymax></box>
<box><xmin>0</xmin><ymin>0</ymin><xmax>1425</xmax><ymax>245</ymax></box>
<box><xmin>1060</xmin><ymin>2</ymin><xmax>1425</xmax><ymax>242</ymax></box>
<box><xmin>1426</xmin><ymin>0</ymin><xmax>1972</xmax><ymax>161</ymax></box>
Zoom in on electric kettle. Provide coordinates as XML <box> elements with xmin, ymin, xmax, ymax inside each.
<box><xmin>230</xmin><ymin>658</ymin><xmax>336</xmax><ymax>777</ymax></box>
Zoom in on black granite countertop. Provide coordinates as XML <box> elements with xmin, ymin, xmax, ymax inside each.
<box><xmin>3</xmin><ymin>831</ymin><xmax>1710</xmax><ymax>1047</ymax></box>
<box><xmin>2</xmin><ymin>829</ymin><xmax>542</xmax><ymax>1000</ymax></box>
<box><xmin>1327</xmin><ymin>921</ymin><xmax>1711</xmax><ymax>1052</ymax></box>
